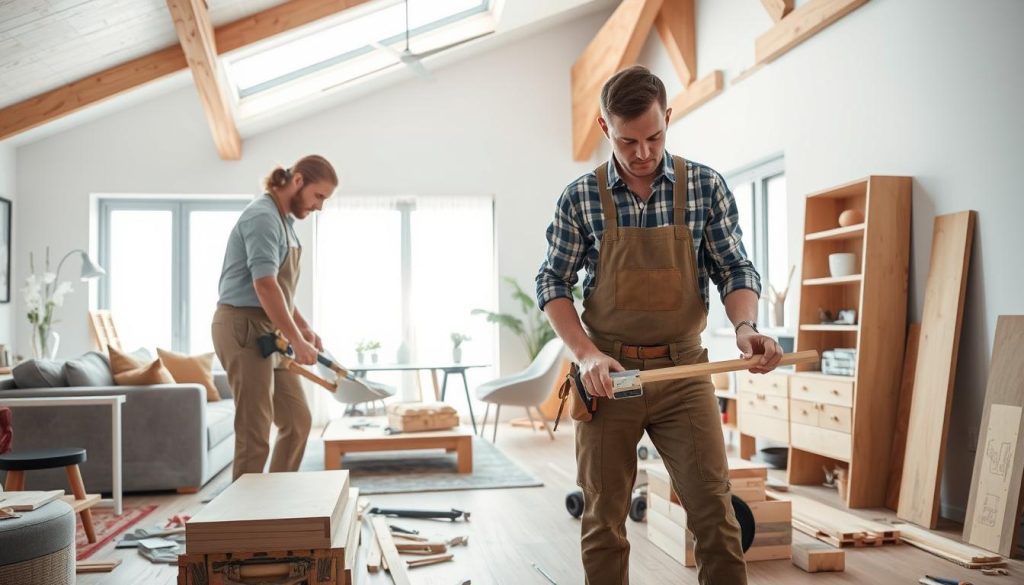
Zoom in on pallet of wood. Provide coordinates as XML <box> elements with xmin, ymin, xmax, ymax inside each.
<box><xmin>178</xmin><ymin>487</ymin><xmax>360</xmax><ymax>585</ymax></box>
<box><xmin>387</xmin><ymin>402</ymin><xmax>459</xmax><ymax>432</ymax></box>
<box><xmin>646</xmin><ymin>461</ymin><xmax>791</xmax><ymax>566</ymax></box>
<box><xmin>774</xmin><ymin>489</ymin><xmax>899</xmax><ymax>547</ymax></box>
<box><xmin>184</xmin><ymin>471</ymin><xmax>350</xmax><ymax>554</ymax></box>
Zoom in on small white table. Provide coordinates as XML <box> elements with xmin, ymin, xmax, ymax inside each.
<box><xmin>0</xmin><ymin>395</ymin><xmax>126</xmax><ymax>514</ymax></box>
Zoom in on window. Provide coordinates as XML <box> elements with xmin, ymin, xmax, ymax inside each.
<box><xmin>314</xmin><ymin>195</ymin><xmax>496</xmax><ymax>403</ymax></box>
<box><xmin>98</xmin><ymin>199</ymin><xmax>247</xmax><ymax>353</ymax></box>
<box><xmin>227</xmin><ymin>0</ymin><xmax>494</xmax><ymax>119</ymax></box>
<box><xmin>725</xmin><ymin>157</ymin><xmax>788</xmax><ymax>329</ymax></box>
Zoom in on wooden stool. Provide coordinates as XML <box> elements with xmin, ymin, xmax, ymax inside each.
<box><xmin>0</xmin><ymin>447</ymin><xmax>98</xmax><ymax>543</ymax></box>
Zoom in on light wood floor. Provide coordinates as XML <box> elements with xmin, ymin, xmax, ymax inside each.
<box><xmin>76</xmin><ymin>423</ymin><xmax>1022</xmax><ymax>585</ymax></box>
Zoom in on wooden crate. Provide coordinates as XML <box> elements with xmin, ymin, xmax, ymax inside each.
<box><xmin>179</xmin><ymin>489</ymin><xmax>359</xmax><ymax>585</ymax></box>
<box><xmin>646</xmin><ymin>464</ymin><xmax>790</xmax><ymax>566</ymax></box>
<box><xmin>186</xmin><ymin>471</ymin><xmax>350</xmax><ymax>554</ymax></box>
<box><xmin>387</xmin><ymin>402</ymin><xmax>459</xmax><ymax>432</ymax></box>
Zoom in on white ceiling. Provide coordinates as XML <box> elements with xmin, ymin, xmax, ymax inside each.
<box><xmin>0</xmin><ymin>0</ymin><xmax>617</xmax><ymax>146</ymax></box>
<box><xmin>0</xmin><ymin>0</ymin><xmax>284</xmax><ymax>109</ymax></box>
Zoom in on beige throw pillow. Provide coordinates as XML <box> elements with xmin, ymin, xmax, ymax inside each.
<box><xmin>108</xmin><ymin>345</ymin><xmax>175</xmax><ymax>386</ymax></box>
<box><xmin>157</xmin><ymin>348</ymin><xmax>220</xmax><ymax>402</ymax></box>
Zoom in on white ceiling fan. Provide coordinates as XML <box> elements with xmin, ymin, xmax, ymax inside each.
<box><xmin>370</xmin><ymin>0</ymin><xmax>493</xmax><ymax>79</ymax></box>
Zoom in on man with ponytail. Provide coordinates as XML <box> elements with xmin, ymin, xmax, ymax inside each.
<box><xmin>212</xmin><ymin>155</ymin><xmax>338</xmax><ymax>480</ymax></box>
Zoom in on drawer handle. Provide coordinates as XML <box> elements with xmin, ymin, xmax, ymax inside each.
<box><xmin>801</xmin><ymin>386</ymin><xmax>809</xmax><ymax>391</ymax></box>
<box><xmin>772</xmin><ymin>405</ymin><xmax>779</xmax><ymax>410</ymax></box>
<box><xmin>801</xmin><ymin>410</ymin><xmax>809</xmax><ymax>416</ymax></box>
<box><xmin>756</xmin><ymin>393</ymin><xmax>767</xmax><ymax>401</ymax></box>
<box><xmin>747</xmin><ymin>379</ymin><xmax>754</xmax><ymax>385</ymax></box>
<box><xmin>832</xmin><ymin>389</ymin><xmax>840</xmax><ymax>395</ymax></box>
<box><xmin>830</xmin><ymin>415</ymin><xmax>840</xmax><ymax>422</ymax></box>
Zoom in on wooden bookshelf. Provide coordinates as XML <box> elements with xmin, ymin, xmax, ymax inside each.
<box><xmin>788</xmin><ymin>176</ymin><xmax>911</xmax><ymax>508</ymax></box>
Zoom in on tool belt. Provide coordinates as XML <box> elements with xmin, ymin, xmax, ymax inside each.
<box><xmin>553</xmin><ymin>363</ymin><xmax>597</xmax><ymax>431</ymax></box>
<box><xmin>619</xmin><ymin>343</ymin><xmax>670</xmax><ymax>359</ymax></box>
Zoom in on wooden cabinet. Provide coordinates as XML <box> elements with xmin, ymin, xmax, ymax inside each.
<box><xmin>737</xmin><ymin>371</ymin><xmax>791</xmax><ymax>454</ymax></box>
<box><xmin>788</xmin><ymin>176</ymin><xmax>911</xmax><ymax>508</ymax></box>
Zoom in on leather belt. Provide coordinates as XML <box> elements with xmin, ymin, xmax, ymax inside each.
<box><xmin>620</xmin><ymin>344</ymin><xmax>670</xmax><ymax>360</ymax></box>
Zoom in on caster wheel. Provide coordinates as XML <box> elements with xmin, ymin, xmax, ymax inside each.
<box><xmin>637</xmin><ymin>446</ymin><xmax>649</xmax><ymax>460</ymax></box>
<box><xmin>629</xmin><ymin>494</ymin><xmax>647</xmax><ymax>522</ymax></box>
<box><xmin>566</xmin><ymin>490</ymin><xmax>585</xmax><ymax>518</ymax></box>
<box><xmin>732</xmin><ymin>495</ymin><xmax>756</xmax><ymax>552</ymax></box>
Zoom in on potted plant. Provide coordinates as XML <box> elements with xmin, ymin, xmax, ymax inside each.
<box><xmin>355</xmin><ymin>340</ymin><xmax>367</xmax><ymax>364</ymax></box>
<box><xmin>450</xmin><ymin>332</ymin><xmax>471</xmax><ymax>364</ymax></box>
<box><xmin>365</xmin><ymin>340</ymin><xmax>381</xmax><ymax>364</ymax></box>
<box><xmin>473</xmin><ymin>277</ymin><xmax>580</xmax><ymax>361</ymax></box>
<box><xmin>22</xmin><ymin>250</ymin><xmax>74</xmax><ymax>360</ymax></box>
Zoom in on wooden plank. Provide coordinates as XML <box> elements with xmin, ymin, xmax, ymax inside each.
<box><xmin>760</xmin><ymin>0</ymin><xmax>794</xmax><ymax>22</ymax></box>
<box><xmin>755</xmin><ymin>0</ymin><xmax>869</xmax><ymax>65</ymax></box>
<box><xmin>186</xmin><ymin>470</ymin><xmax>349</xmax><ymax>551</ymax></box>
<box><xmin>166</xmin><ymin>0</ymin><xmax>240</xmax><ymax>160</ymax></box>
<box><xmin>0</xmin><ymin>0</ymin><xmax>372</xmax><ymax>140</ymax></box>
<box><xmin>897</xmin><ymin>211</ymin><xmax>977</xmax><ymax>528</ymax></box>
<box><xmin>667</xmin><ymin>70</ymin><xmax>723</xmax><ymax>123</ymax></box>
<box><xmin>76</xmin><ymin>559</ymin><xmax>122</xmax><ymax>574</ymax></box>
<box><xmin>773</xmin><ymin>489</ymin><xmax>899</xmax><ymax>547</ymax></box>
<box><xmin>964</xmin><ymin>316</ymin><xmax>1024</xmax><ymax>555</ymax></box>
<box><xmin>886</xmin><ymin>323</ymin><xmax>922</xmax><ymax>510</ymax></box>
<box><xmin>894</xmin><ymin>521</ymin><xmax>1005</xmax><ymax>568</ymax></box>
<box><xmin>654</xmin><ymin>0</ymin><xmax>695</xmax><ymax>86</ymax></box>
<box><xmin>371</xmin><ymin>515</ymin><xmax>412</xmax><ymax>585</ymax></box>
<box><xmin>571</xmin><ymin>0</ymin><xmax>663</xmax><ymax>161</ymax></box>
<box><xmin>792</xmin><ymin>543</ymin><xmax>844</xmax><ymax>572</ymax></box>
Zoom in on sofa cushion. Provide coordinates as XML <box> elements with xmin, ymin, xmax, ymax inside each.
<box><xmin>157</xmin><ymin>348</ymin><xmax>220</xmax><ymax>402</ymax></box>
<box><xmin>206</xmin><ymin>400</ymin><xmax>235</xmax><ymax>447</ymax></box>
<box><xmin>64</xmin><ymin>352</ymin><xmax>114</xmax><ymax>387</ymax></box>
<box><xmin>108</xmin><ymin>345</ymin><xmax>174</xmax><ymax>386</ymax></box>
<box><xmin>12</xmin><ymin>359</ymin><xmax>67</xmax><ymax>388</ymax></box>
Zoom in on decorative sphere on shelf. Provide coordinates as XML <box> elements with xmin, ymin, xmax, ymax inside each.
<box><xmin>838</xmin><ymin>209</ymin><xmax>864</xmax><ymax>227</ymax></box>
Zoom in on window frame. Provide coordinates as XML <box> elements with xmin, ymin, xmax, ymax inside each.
<box><xmin>97</xmin><ymin>197</ymin><xmax>249</xmax><ymax>352</ymax></box>
<box><xmin>724</xmin><ymin>155</ymin><xmax>786</xmax><ymax>328</ymax></box>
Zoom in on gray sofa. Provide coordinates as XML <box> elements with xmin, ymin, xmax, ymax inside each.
<box><xmin>0</xmin><ymin>364</ymin><xmax>234</xmax><ymax>494</ymax></box>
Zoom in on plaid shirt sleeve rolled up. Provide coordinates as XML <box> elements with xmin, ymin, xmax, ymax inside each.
<box><xmin>535</xmin><ymin>154</ymin><xmax>761</xmax><ymax>312</ymax></box>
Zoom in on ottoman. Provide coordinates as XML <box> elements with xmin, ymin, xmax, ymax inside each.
<box><xmin>0</xmin><ymin>499</ymin><xmax>76</xmax><ymax>585</ymax></box>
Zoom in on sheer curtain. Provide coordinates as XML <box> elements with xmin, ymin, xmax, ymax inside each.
<box><xmin>315</xmin><ymin>195</ymin><xmax>495</xmax><ymax>411</ymax></box>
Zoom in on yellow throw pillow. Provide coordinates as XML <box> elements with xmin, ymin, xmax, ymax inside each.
<box><xmin>108</xmin><ymin>345</ymin><xmax>174</xmax><ymax>386</ymax></box>
<box><xmin>157</xmin><ymin>348</ymin><xmax>220</xmax><ymax>402</ymax></box>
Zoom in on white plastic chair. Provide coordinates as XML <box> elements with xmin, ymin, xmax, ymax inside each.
<box><xmin>331</xmin><ymin>376</ymin><xmax>396</xmax><ymax>416</ymax></box>
<box><xmin>476</xmin><ymin>338</ymin><xmax>566</xmax><ymax>443</ymax></box>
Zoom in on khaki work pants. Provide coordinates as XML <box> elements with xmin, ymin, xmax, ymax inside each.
<box><xmin>576</xmin><ymin>345</ymin><xmax>747</xmax><ymax>585</ymax></box>
<box><xmin>212</xmin><ymin>305</ymin><xmax>312</xmax><ymax>480</ymax></box>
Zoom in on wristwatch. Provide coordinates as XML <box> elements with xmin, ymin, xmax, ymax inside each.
<box><xmin>735</xmin><ymin>320</ymin><xmax>759</xmax><ymax>334</ymax></box>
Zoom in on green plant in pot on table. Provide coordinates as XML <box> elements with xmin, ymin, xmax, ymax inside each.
<box><xmin>355</xmin><ymin>339</ymin><xmax>382</xmax><ymax>364</ymax></box>
<box><xmin>450</xmin><ymin>332</ymin><xmax>471</xmax><ymax>364</ymax></box>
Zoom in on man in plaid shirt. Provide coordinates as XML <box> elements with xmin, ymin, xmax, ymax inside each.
<box><xmin>537</xmin><ymin>66</ymin><xmax>782</xmax><ymax>585</ymax></box>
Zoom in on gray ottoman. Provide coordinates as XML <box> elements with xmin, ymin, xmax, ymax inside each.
<box><xmin>0</xmin><ymin>499</ymin><xmax>75</xmax><ymax>585</ymax></box>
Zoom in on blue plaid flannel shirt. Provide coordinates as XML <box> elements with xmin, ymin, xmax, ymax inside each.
<box><xmin>536</xmin><ymin>152</ymin><xmax>761</xmax><ymax>311</ymax></box>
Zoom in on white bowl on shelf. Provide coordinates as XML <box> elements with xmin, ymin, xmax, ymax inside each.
<box><xmin>828</xmin><ymin>253</ymin><xmax>857</xmax><ymax>277</ymax></box>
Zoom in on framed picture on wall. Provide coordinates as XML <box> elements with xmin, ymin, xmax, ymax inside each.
<box><xmin>0</xmin><ymin>196</ymin><xmax>9</xmax><ymax>303</ymax></box>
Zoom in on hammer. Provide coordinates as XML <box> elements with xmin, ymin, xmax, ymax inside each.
<box><xmin>595</xmin><ymin>350</ymin><xmax>821</xmax><ymax>399</ymax></box>
<box><xmin>257</xmin><ymin>330</ymin><xmax>349</xmax><ymax>392</ymax></box>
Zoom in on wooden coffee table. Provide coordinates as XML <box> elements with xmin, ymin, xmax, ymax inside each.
<box><xmin>321</xmin><ymin>417</ymin><xmax>474</xmax><ymax>474</ymax></box>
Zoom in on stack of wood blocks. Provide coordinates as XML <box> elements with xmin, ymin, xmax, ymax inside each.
<box><xmin>646</xmin><ymin>459</ymin><xmax>792</xmax><ymax>566</ymax></box>
<box><xmin>779</xmin><ymin>489</ymin><xmax>899</xmax><ymax>548</ymax></box>
<box><xmin>177</xmin><ymin>471</ymin><xmax>361</xmax><ymax>585</ymax></box>
<box><xmin>387</xmin><ymin>402</ymin><xmax>459</xmax><ymax>432</ymax></box>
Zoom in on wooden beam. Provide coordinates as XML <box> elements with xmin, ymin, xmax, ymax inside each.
<box><xmin>654</xmin><ymin>0</ymin><xmax>695</xmax><ymax>87</ymax></box>
<box><xmin>760</xmin><ymin>0</ymin><xmax>794</xmax><ymax>23</ymax></box>
<box><xmin>571</xmin><ymin>0</ymin><xmax>663</xmax><ymax>161</ymax></box>
<box><xmin>166</xmin><ymin>0</ymin><xmax>241</xmax><ymax>160</ymax></box>
<box><xmin>0</xmin><ymin>0</ymin><xmax>371</xmax><ymax>141</ymax></box>
<box><xmin>755</xmin><ymin>0</ymin><xmax>869</xmax><ymax>65</ymax></box>
<box><xmin>667</xmin><ymin>70</ymin><xmax>722</xmax><ymax>123</ymax></box>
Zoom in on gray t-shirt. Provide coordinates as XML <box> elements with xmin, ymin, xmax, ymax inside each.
<box><xmin>217</xmin><ymin>194</ymin><xmax>300</xmax><ymax>308</ymax></box>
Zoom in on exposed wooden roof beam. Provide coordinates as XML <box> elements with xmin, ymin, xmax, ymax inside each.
<box><xmin>760</xmin><ymin>0</ymin><xmax>794</xmax><ymax>23</ymax></box>
<box><xmin>655</xmin><ymin>0</ymin><xmax>696</xmax><ymax>87</ymax></box>
<box><xmin>571</xmin><ymin>0</ymin><xmax>664</xmax><ymax>161</ymax></box>
<box><xmin>756</xmin><ymin>0</ymin><xmax>869</xmax><ymax>65</ymax></box>
<box><xmin>0</xmin><ymin>0</ymin><xmax>372</xmax><ymax>141</ymax></box>
<box><xmin>668</xmin><ymin>70</ymin><xmax>723</xmax><ymax>123</ymax></box>
<box><xmin>166</xmin><ymin>0</ymin><xmax>241</xmax><ymax>160</ymax></box>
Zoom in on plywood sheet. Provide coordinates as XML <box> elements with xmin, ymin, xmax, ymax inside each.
<box><xmin>885</xmin><ymin>323</ymin><xmax>921</xmax><ymax>510</ymax></box>
<box><xmin>964</xmin><ymin>315</ymin><xmax>1024</xmax><ymax>556</ymax></box>
<box><xmin>897</xmin><ymin>211</ymin><xmax>976</xmax><ymax>528</ymax></box>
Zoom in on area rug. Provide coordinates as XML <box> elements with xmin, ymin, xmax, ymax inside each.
<box><xmin>75</xmin><ymin>504</ymin><xmax>158</xmax><ymax>560</ymax></box>
<box><xmin>299</xmin><ymin>435</ymin><xmax>543</xmax><ymax>495</ymax></box>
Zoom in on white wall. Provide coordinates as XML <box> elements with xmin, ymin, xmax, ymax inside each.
<box><xmin>0</xmin><ymin>143</ymin><xmax>14</xmax><ymax>352</ymax></box>
<box><xmin>13</xmin><ymin>13</ymin><xmax>601</xmax><ymax>375</ymax></box>
<box><xmin>637</xmin><ymin>0</ymin><xmax>1024</xmax><ymax>521</ymax></box>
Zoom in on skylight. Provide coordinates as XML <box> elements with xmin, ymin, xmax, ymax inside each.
<box><xmin>226</xmin><ymin>0</ymin><xmax>491</xmax><ymax>106</ymax></box>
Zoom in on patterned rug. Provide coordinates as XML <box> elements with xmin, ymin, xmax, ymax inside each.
<box><xmin>76</xmin><ymin>504</ymin><xmax>158</xmax><ymax>560</ymax></box>
<box><xmin>299</xmin><ymin>435</ymin><xmax>543</xmax><ymax>495</ymax></box>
